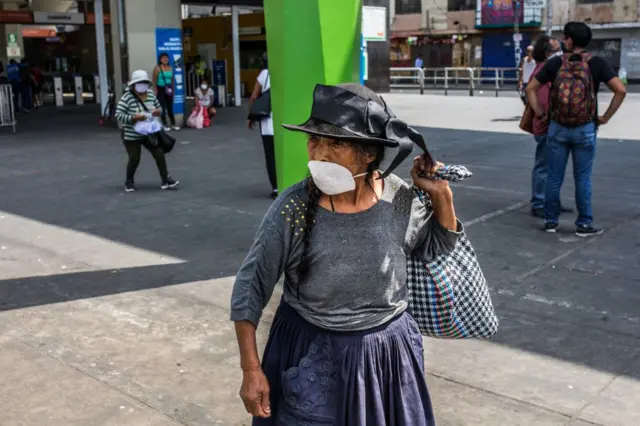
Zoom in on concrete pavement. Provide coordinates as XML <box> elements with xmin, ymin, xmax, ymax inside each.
<box><xmin>0</xmin><ymin>95</ymin><xmax>638</xmax><ymax>425</ymax></box>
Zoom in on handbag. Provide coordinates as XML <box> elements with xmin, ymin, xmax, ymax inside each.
<box><xmin>131</xmin><ymin>90</ymin><xmax>176</xmax><ymax>153</ymax></box>
<box><xmin>407</xmin><ymin>166</ymin><xmax>498</xmax><ymax>339</ymax></box>
<box><xmin>519</xmin><ymin>104</ymin><xmax>534</xmax><ymax>134</ymax></box>
<box><xmin>248</xmin><ymin>71</ymin><xmax>271</xmax><ymax>121</ymax></box>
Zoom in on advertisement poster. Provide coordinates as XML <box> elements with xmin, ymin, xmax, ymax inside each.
<box><xmin>155</xmin><ymin>28</ymin><xmax>184</xmax><ymax>115</ymax></box>
<box><xmin>480</xmin><ymin>0</ymin><xmax>523</xmax><ymax>26</ymax></box>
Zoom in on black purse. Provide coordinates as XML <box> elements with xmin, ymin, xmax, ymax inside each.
<box><xmin>131</xmin><ymin>90</ymin><xmax>176</xmax><ymax>154</ymax></box>
<box><xmin>248</xmin><ymin>71</ymin><xmax>271</xmax><ymax>121</ymax></box>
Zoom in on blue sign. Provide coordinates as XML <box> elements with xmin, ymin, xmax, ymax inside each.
<box><xmin>155</xmin><ymin>28</ymin><xmax>185</xmax><ymax>115</ymax></box>
<box><xmin>212</xmin><ymin>60</ymin><xmax>227</xmax><ymax>88</ymax></box>
<box><xmin>360</xmin><ymin>35</ymin><xmax>367</xmax><ymax>85</ymax></box>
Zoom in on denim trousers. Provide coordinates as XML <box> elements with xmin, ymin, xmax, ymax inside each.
<box><xmin>531</xmin><ymin>134</ymin><xmax>548</xmax><ymax>210</ymax></box>
<box><xmin>545</xmin><ymin>120</ymin><xmax>597</xmax><ymax>226</ymax></box>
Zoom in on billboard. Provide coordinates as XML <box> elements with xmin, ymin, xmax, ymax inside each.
<box><xmin>480</xmin><ymin>0</ymin><xmax>524</xmax><ymax>26</ymax></box>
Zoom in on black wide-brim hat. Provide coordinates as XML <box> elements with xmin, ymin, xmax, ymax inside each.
<box><xmin>282</xmin><ymin>84</ymin><xmax>432</xmax><ymax>178</ymax></box>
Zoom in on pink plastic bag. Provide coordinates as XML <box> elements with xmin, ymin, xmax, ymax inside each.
<box><xmin>187</xmin><ymin>107</ymin><xmax>204</xmax><ymax>129</ymax></box>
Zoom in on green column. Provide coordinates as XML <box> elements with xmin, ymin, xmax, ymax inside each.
<box><xmin>264</xmin><ymin>0</ymin><xmax>362</xmax><ymax>190</ymax></box>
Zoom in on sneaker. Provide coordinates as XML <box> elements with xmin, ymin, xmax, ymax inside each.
<box><xmin>164</xmin><ymin>126</ymin><xmax>171</xmax><ymax>132</ymax></box>
<box><xmin>171</xmin><ymin>125</ymin><xmax>180</xmax><ymax>131</ymax></box>
<box><xmin>544</xmin><ymin>223</ymin><xmax>559</xmax><ymax>233</ymax></box>
<box><xmin>124</xmin><ymin>181</ymin><xmax>136</xmax><ymax>192</ymax></box>
<box><xmin>161</xmin><ymin>177</ymin><xmax>180</xmax><ymax>190</ymax></box>
<box><xmin>575</xmin><ymin>225</ymin><xmax>603</xmax><ymax>238</ymax></box>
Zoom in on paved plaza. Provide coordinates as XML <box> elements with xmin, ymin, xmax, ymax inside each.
<box><xmin>0</xmin><ymin>93</ymin><xmax>638</xmax><ymax>426</ymax></box>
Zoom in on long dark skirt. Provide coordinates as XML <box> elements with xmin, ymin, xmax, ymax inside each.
<box><xmin>255</xmin><ymin>300</ymin><xmax>436</xmax><ymax>426</ymax></box>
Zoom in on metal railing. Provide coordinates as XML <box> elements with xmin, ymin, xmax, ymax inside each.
<box><xmin>390</xmin><ymin>67</ymin><xmax>424</xmax><ymax>94</ymax></box>
<box><xmin>390</xmin><ymin>67</ymin><xmax>520</xmax><ymax>97</ymax></box>
<box><xmin>0</xmin><ymin>84</ymin><xmax>16</xmax><ymax>133</ymax></box>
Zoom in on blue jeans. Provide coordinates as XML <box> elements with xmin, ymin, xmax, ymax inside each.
<box><xmin>545</xmin><ymin>120</ymin><xmax>597</xmax><ymax>226</ymax></box>
<box><xmin>531</xmin><ymin>134</ymin><xmax>548</xmax><ymax>209</ymax></box>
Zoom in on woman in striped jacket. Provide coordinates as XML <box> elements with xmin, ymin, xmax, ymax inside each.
<box><xmin>116</xmin><ymin>70</ymin><xmax>179</xmax><ymax>192</ymax></box>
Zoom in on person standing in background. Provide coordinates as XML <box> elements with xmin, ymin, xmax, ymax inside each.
<box><xmin>153</xmin><ymin>53</ymin><xmax>180</xmax><ymax>132</ymax></box>
<box><xmin>527</xmin><ymin>22</ymin><xmax>626</xmax><ymax>236</ymax></box>
<box><xmin>518</xmin><ymin>46</ymin><xmax>536</xmax><ymax>105</ymax></box>
<box><xmin>247</xmin><ymin>61</ymin><xmax>277</xmax><ymax>199</ymax></box>
<box><xmin>414</xmin><ymin>54</ymin><xmax>424</xmax><ymax>69</ymax></box>
<box><xmin>528</xmin><ymin>35</ymin><xmax>572</xmax><ymax>219</ymax></box>
<box><xmin>18</xmin><ymin>58</ymin><xmax>32</xmax><ymax>112</ymax></box>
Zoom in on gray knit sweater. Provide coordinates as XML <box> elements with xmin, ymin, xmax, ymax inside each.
<box><xmin>230</xmin><ymin>174</ymin><xmax>463</xmax><ymax>331</ymax></box>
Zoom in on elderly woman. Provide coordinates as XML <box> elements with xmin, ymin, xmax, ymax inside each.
<box><xmin>115</xmin><ymin>70</ymin><xmax>179</xmax><ymax>192</ymax></box>
<box><xmin>231</xmin><ymin>84</ymin><xmax>463</xmax><ymax>425</ymax></box>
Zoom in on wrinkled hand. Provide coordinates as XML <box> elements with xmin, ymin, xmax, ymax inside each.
<box><xmin>597</xmin><ymin>115</ymin><xmax>608</xmax><ymax>125</ymax></box>
<box><xmin>410</xmin><ymin>155</ymin><xmax>451</xmax><ymax>197</ymax></box>
<box><xmin>247</xmin><ymin>120</ymin><xmax>254</xmax><ymax>130</ymax></box>
<box><xmin>239</xmin><ymin>368</ymin><xmax>271</xmax><ymax>418</ymax></box>
<box><xmin>133</xmin><ymin>113</ymin><xmax>147</xmax><ymax>122</ymax></box>
<box><xmin>152</xmin><ymin>109</ymin><xmax>162</xmax><ymax>117</ymax></box>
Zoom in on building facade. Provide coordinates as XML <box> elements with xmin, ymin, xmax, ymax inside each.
<box><xmin>392</xmin><ymin>0</ymin><xmax>640</xmax><ymax>81</ymax></box>
<box><xmin>390</xmin><ymin>0</ymin><xmax>483</xmax><ymax>69</ymax></box>
<box><xmin>549</xmin><ymin>0</ymin><xmax>640</xmax><ymax>81</ymax></box>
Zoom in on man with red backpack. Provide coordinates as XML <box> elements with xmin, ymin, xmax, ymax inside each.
<box><xmin>526</xmin><ymin>22</ymin><xmax>626</xmax><ymax>237</ymax></box>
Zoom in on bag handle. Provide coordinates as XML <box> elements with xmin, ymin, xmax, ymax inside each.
<box><xmin>159</xmin><ymin>66</ymin><xmax>171</xmax><ymax>86</ymax></box>
<box><xmin>131</xmin><ymin>90</ymin><xmax>150</xmax><ymax>113</ymax></box>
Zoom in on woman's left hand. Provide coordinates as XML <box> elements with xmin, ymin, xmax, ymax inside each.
<box><xmin>152</xmin><ymin>108</ymin><xmax>162</xmax><ymax>117</ymax></box>
<box><xmin>410</xmin><ymin>156</ymin><xmax>451</xmax><ymax>198</ymax></box>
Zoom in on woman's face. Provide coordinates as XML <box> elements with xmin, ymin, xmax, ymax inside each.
<box><xmin>160</xmin><ymin>55</ymin><xmax>169</xmax><ymax>65</ymax></box>
<box><xmin>307</xmin><ymin>136</ymin><xmax>373</xmax><ymax>175</ymax></box>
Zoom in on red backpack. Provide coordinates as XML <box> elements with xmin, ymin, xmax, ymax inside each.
<box><xmin>550</xmin><ymin>53</ymin><xmax>596</xmax><ymax>127</ymax></box>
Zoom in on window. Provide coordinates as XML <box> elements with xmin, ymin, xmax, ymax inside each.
<box><xmin>395</xmin><ymin>0</ymin><xmax>421</xmax><ymax>15</ymax></box>
<box><xmin>448</xmin><ymin>0</ymin><xmax>477</xmax><ymax>11</ymax></box>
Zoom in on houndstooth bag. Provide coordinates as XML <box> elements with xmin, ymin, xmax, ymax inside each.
<box><xmin>407</xmin><ymin>165</ymin><xmax>499</xmax><ymax>339</ymax></box>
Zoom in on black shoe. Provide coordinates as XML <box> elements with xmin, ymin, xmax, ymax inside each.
<box><xmin>544</xmin><ymin>223</ymin><xmax>559</xmax><ymax>233</ymax></box>
<box><xmin>531</xmin><ymin>208</ymin><xmax>545</xmax><ymax>218</ymax></box>
<box><xmin>561</xmin><ymin>206</ymin><xmax>574</xmax><ymax>213</ymax></box>
<box><xmin>161</xmin><ymin>177</ymin><xmax>180</xmax><ymax>190</ymax></box>
<box><xmin>575</xmin><ymin>225</ymin><xmax>603</xmax><ymax>238</ymax></box>
<box><xmin>125</xmin><ymin>181</ymin><xmax>136</xmax><ymax>192</ymax></box>
<box><xmin>270</xmin><ymin>189</ymin><xmax>278</xmax><ymax>199</ymax></box>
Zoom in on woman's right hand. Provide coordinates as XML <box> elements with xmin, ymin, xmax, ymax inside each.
<box><xmin>239</xmin><ymin>367</ymin><xmax>271</xmax><ymax>418</ymax></box>
<box><xmin>133</xmin><ymin>113</ymin><xmax>147</xmax><ymax>122</ymax></box>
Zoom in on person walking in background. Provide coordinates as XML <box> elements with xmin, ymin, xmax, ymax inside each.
<box><xmin>247</xmin><ymin>61</ymin><xmax>277</xmax><ymax>198</ymax></box>
<box><xmin>415</xmin><ymin>54</ymin><xmax>424</xmax><ymax>69</ymax></box>
<box><xmin>528</xmin><ymin>35</ymin><xmax>573</xmax><ymax>219</ymax></box>
<box><xmin>6</xmin><ymin>59</ymin><xmax>20</xmax><ymax>111</ymax></box>
<box><xmin>30</xmin><ymin>63</ymin><xmax>43</xmax><ymax>109</ymax></box>
<box><xmin>527</xmin><ymin>22</ymin><xmax>626</xmax><ymax>236</ymax></box>
<box><xmin>116</xmin><ymin>70</ymin><xmax>179</xmax><ymax>192</ymax></box>
<box><xmin>153</xmin><ymin>53</ymin><xmax>179</xmax><ymax>132</ymax></box>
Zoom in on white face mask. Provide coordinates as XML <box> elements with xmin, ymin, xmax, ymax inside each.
<box><xmin>134</xmin><ymin>83</ymin><xmax>149</xmax><ymax>93</ymax></box>
<box><xmin>200</xmin><ymin>84</ymin><xmax>208</xmax><ymax>90</ymax></box>
<box><xmin>308</xmin><ymin>161</ymin><xmax>368</xmax><ymax>196</ymax></box>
